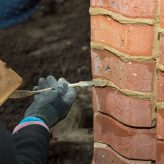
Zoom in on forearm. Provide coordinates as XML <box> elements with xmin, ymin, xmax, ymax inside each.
<box><xmin>13</xmin><ymin>123</ymin><xmax>49</xmax><ymax>164</ymax></box>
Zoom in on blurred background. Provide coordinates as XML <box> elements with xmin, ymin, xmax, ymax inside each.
<box><xmin>0</xmin><ymin>0</ymin><xmax>93</xmax><ymax>163</ymax></box>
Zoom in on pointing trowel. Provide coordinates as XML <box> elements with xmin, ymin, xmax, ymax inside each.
<box><xmin>9</xmin><ymin>79</ymin><xmax>108</xmax><ymax>99</ymax></box>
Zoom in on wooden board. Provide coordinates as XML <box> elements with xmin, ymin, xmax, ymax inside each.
<box><xmin>0</xmin><ymin>60</ymin><xmax>23</xmax><ymax>105</ymax></box>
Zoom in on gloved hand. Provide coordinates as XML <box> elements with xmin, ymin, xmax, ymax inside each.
<box><xmin>24</xmin><ymin>75</ymin><xmax>77</xmax><ymax>128</ymax></box>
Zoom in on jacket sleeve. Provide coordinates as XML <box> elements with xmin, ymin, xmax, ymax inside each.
<box><xmin>0</xmin><ymin>128</ymin><xmax>18</xmax><ymax>164</ymax></box>
<box><xmin>12</xmin><ymin>125</ymin><xmax>49</xmax><ymax>164</ymax></box>
<box><xmin>0</xmin><ymin>0</ymin><xmax>41</xmax><ymax>28</ymax></box>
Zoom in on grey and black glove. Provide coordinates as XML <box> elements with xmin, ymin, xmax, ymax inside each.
<box><xmin>24</xmin><ymin>75</ymin><xmax>77</xmax><ymax>128</ymax></box>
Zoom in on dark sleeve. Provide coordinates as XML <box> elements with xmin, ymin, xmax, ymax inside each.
<box><xmin>0</xmin><ymin>0</ymin><xmax>41</xmax><ymax>28</ymax></box>
<box><xmin>0</xmin><ymin>128</ymin><xmax>18</xmax><ymax>164</ymax></box>
<box><xmin>12</xmin><ymin>125</ymin><xmax>49</xmax><ymax>164</ymax></box>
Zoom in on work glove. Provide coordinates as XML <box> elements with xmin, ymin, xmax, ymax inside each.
<box><xmin>24</xmin><ymin>75</ymin><xmax>77</xmax><ymax>128</ymax></box>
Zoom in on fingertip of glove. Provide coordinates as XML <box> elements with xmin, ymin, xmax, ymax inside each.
<box><xmin>39</xmin><ymin>77</ymin><xmax>45</xmax><ymax>83</ymax></box>
<box><xmin>47</xmin><ymin>75</ymin><xmax>58</xmax><ymax>88</ymax></box>
<box><xmin>58</xmin><ymin>81</ymin><xmax>67</xmax><ymax>87</ymax></box>
<box><xmin>33</xmin><ymin>86</ymin><xmax>39</xmax><ymax>91</ymax></box>
<box><xmin>58</xmin><ymin>78</ymin><xmax>69</xmax><ymax>84</ymax></box>
<box><xmin>47</xmin><ymin>75</ymin><xmax>56</xmax><ymax>81</ymax></box>
<box><xmin>57</xmin><ymin>82</ymin><xmax>68</xmax><ymax>96</ymax></box>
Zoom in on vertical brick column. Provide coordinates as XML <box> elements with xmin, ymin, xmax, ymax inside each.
<box><xmin>90</xmin><ymin>0</ymin><xmax>164</xmax><ymax>163</ymax></box>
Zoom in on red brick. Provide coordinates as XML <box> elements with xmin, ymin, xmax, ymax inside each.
<box><xmin>90</xmin><ymin>0</ymin><xmax>157</xmax><ymax>19</ymax></box>
<box><xmin>94</xmin><ymin>113</ymin><xmax>156</xmax><ymax>160</ymax></box>
<box><xmin>157</xmin><ymin>140</ymin><xmax>164</xmax><ymax>164</ymax></box>
<box><xmin>91</xmin><ymin>16</ymin><xmax>154</xmax><ymax>56</ymax></box>
<box><xmin>160</xmin><ymin>0</ymin><xmax>164</xmax><ymax>28</ymax></box>
<box><xmin>157</xmin><ymin>110</ymin><xmax>164</xmax><ymax>140</ymax></box>
<box><xmin>92</xmin><ymin>87</ymin><xmax>152</xmax><ymax>127</ymax></box>
<box><xmin>157</xmin><ymin>71</ymin><xmax>164</xmax><ymax>101</ymax></box>
<box><xmin>93</xmin><ymin>143</ymin><xmax>152</xmax><ymax>164</ymax></box>
<box><xmin>159</xmin><ymin>34</ymin><xmax>164</xmax><ymax>64</ymax></box>
<box><xmin>91</xmin><ymin>49</ymin><xmax>155</xmax><ymax>92</ymax></box>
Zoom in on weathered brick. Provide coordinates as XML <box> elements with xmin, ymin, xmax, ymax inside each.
<box><xmin>91</xmin><ymin>49</ymin><xmax>155</xmax><ymax>92</ymax></box>
<box><xmin>159</xmin><ymin>34</ymin><xmax>164</xmax><ymax>64</ymax></box>
<box><xmin>160</xmin><ymin>0</ymin><xmax>164</xmax><ymax>28</ymax></box>
<box><xmin>157</xmin><ymin>71</ymin><xmax>164</xmax><ymax>102</ymax></box>
<box><xmin>90</xmin><ymin>0</ymin><xmax>157</xmax><ymax>19</ymax></box>
<box><xmin>92</xmin><ymin>87</ymin><xmax>152</xmax><ymax>127</ymax></box>
<box><xmin>91</xmin><ymin>16</ymin><xmax>154</xmax><ymax>56</ymax></box>
<box><xmin>157</xmin><ymin>110</ymin><xmax>164</xmax><ymax>140</ymax></box>
<box><xmin>94</xmin><ymin>113</ymin><xmax>156</xmax><ymax>160</ymax></box>
<box><xmin>157</xmin><ymin>140</ymin><xmax>164</xmax><ymax>164</ymax></box>
<box><xmin>93</xmin><ymin>143</ymin><xmax>152</xmax><ymax>164</ymax></box>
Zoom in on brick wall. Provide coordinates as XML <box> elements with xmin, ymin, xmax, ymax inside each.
<box><xmin>90</xmin><ymin>0</ymin><xmax>164</xmax><ymax>163</ymax></box>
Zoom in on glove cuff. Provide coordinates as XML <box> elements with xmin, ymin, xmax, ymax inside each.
<box><xmin>19</xmin><ymin>116</ymin><xmax>45</xmax><ymax>124</ymax></box>
<box><xmin>13</xmin><ymin>117</ymin><xmax>49</xmax><ymax>134</ymax></box>
<box><xmin>13</xmin><ymin>122</ymin><xmax>49</xmax><ymax>134</ymax></box>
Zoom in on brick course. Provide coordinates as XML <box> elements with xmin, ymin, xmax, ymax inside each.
<box><xmin>92</xmin><ymin>87</ymin><xmax>152</xmax><ymax>127</ymax></box>
<box><xmin>157</xmin><ymin>110</ymin><xmax>164</xmax><ymax>140</ymax></box>
<box><xmin>93</xmin><ymin>143</ymin><xmax>152</xmax><ymax>164</ymax></box>
<box><xmin>159</xmin><ymin>34</ymin><xmax>164</xmax><ymax>65</ymax></box>
<box><xmin>160</xmin><ymin>0</ymin><xmax>164</xmax><ymax>28</ymax></box>
<box><xmin>94</xmin><ymin>113</ymin><xmax>156</xmax><ymax>160</ymax></box>
<box><xmin>157</xmin><ymin>71</ymin><xmax>164</xmax><ymax>102</ymax></box>
<box><xmin>91</xmin><ymin>49</ymin><xmax>155</xmax><ymax>92</ymax></box>
<box><xmin>91</xmin><ymin>16</ymin><xmax>154</xmax><ymax>56</ymax></box>
<box><xmin>157</xmin><ymin>141</ymin><xmax>164</xmax><ymax>164</ymax></box>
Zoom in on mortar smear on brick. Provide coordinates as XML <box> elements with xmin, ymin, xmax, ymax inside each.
<box><xmin>91</xmin><ymin>42</ymin><xmax>154</xmax><ymax>62</ymax></box>
<box><xmin>151</xmin><ymin>0</ymin><xmax>161</xmax><ymax>125</ymax></box>
<box><xmin>93</xmin><ymin>78</ymin><xmax>151</xmax><ymax>100</ymax></box>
